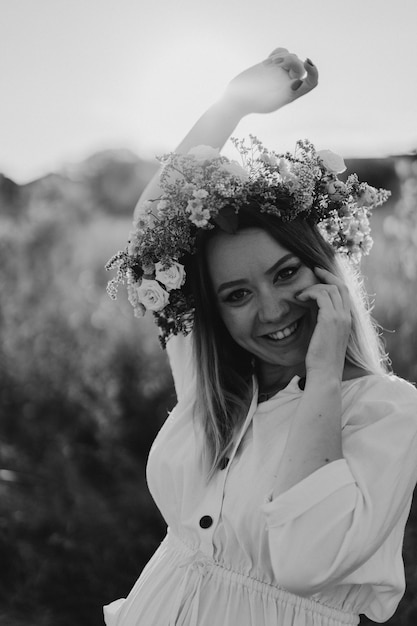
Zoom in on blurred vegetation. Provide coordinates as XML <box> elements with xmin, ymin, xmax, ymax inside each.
<box><xmin>0</xmin><ymin>149</ymin><xmax>417</xmax><ymax>626</ymax></box>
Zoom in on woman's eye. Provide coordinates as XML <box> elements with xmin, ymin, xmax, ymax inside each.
<box><xmin>224</xmin><ymin>288</ymin><xmax>249</xmax><ymax>303</ymax></box>
<box><xmin>275</xmin><ymin>265</ymin><xmax>300</xmax><ymax>281</ymax></box>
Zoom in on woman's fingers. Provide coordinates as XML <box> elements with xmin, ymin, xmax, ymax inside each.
<box><xmin>296</xmin><ymin>268</ymin><xmax>351</xmax><ymax>315</ymax></box>
<box><xmin>281</xmin><ymin>53</ymin><xmax>306</xmax><ymax>78</ymax></box>
<box><xmin>297</xmin><ymin>284</ymin><xmax>344</xmax><ymax>314</ymax></box>
<box><xmin>313</xmin><ymin>267</ymin><xmax>350</xmax><ymax>311</ymax></box>
<box><xmin>302</xmin><ymin>58</ymin><xmax>319</xmax><ymax>89</ymax></box>
<box><xmin>263</xmin><ymin>48</ymin><xmax>288</xmax><ymax>66</ymax></box>
<box><xmin>265</xmin><ymin>51</ymin><xmax>318</xmax><ymax>97</ymax></box>
<box><xmin>267</xmin><ymin>47</ymin><xmax>289</xmax><ymax>58</ymax></box>
<box><xmin>290</xmin><ymin>58</ymin><xmax>319</xmax><ymax>96</ymax></box>
<box><xmin>266</xmin><ymin>50</ymin><xmax>306</xmax><ymax>78</ymax></box>
<box><xmin>298</xmin><ymin>268</ymin><xmax>351</xmax><ymax>375</ymax></box>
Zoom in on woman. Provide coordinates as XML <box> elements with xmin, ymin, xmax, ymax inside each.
<box><xmin>105</xmin><ymin>48</ymin><xmax>417</xmax><ymax>625</ymax></box>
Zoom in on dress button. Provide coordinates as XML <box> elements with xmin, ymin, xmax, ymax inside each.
<box><xmin>199</xmin><ymin>515</ymin><xmax>213</xmax><ymax>529</ymax></box>
<box><xmin>298</xmin><ymin>376</ymin><xmax>306</xmax><ymax>390</ymax></box>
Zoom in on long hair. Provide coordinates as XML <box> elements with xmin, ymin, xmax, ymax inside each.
<box><xmin>188</xmin><ymin>205</ymin><xmax>390</xmax><ymax>478</ymax></box>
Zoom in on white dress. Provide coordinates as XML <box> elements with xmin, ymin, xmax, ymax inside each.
<box><xmin>104</xmin><ymin>334</ymin><xmax>417</xmax><ymax>625</ymax></box>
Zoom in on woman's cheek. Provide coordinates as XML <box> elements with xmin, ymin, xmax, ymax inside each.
<box><xmin>219</xmin><ymin>305</ymin><xmax>247</xmax><ymax>339</ymax></box>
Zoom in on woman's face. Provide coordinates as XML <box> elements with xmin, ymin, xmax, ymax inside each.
<box><xmin>206</xmin><ymin>227</ymin><xmax>319</xmax><ymax>373</ymax></box>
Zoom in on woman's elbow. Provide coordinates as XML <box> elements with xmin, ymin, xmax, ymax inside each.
<box><xmin>271</xmin><ymin>552</ymin><xmax>332</xmax><ymax>597</ymax></box>
<box><xmin>275</xmin><ymin>569</ymin><xmax>321</xmax><ymax>597</ymax></box>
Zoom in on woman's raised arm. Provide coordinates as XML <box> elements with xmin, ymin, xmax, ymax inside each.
<box><xmin>133</xmin><ymin>48</ymin><xmax>318</xmax><ymax>219</ymax></box>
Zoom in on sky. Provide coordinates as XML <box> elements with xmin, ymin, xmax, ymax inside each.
<box><xmin>1</xmin><ymin>0</ymin><xmax>417</xmax><ymax>183</ymax></box>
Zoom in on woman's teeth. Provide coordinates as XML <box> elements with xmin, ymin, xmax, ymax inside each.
<box><xmin>266</xmin><ymin>320</ymin><xmax>299</xmax><ymax>341</ymax></box>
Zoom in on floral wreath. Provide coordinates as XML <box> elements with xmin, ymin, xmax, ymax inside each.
<box><xmin>106</xmin><ymin>136</ymin><xmax>390</xmax><ymax>347</ymax></box>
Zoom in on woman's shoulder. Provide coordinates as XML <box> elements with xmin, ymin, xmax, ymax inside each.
<box><xmin>341</xmin><ymin>370</ymin><xmax>417</xmax><ymax>428</ymax></box>
<box><xmin>166</xmin><ymin>331</ymin><xmax>196</xmax><ymax>400</ymax></box>
<box><xmin>345</xmin><ymin>369</ymin><xmax>417</xmax><ymax>394</ymax></box>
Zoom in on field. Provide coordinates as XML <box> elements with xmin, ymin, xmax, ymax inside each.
<box><xmin>1</xmin><ymin>152</ymin><xmax>417</xmax><ymax>625</ymax></box>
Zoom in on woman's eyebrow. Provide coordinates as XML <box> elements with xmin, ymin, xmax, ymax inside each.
<box><xmin>216</xmin><ymin>253</ymin><xmax>296</xmax><ymax>294</ymax></box>
<box><xmin>265</xmin><ymin>253</ymin><xmax>296</xmax><ymax>275</ymax></box>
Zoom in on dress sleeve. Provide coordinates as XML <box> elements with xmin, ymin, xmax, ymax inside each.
<box><xmin>262</xmin><ymin>375</ymin><xmax>417</xmax><ymax>598</ymax></box>
<box><xmin>166</xmin><ymin>332</ymin><xmax>196</xmax><ymax>401</ymax></box>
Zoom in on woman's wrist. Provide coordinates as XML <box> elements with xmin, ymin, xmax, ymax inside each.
<box><xmin>305</xmin><ymin>370</ymin><xmax>343</xmax><ymax>390</ymax></box>
<box><xmin>215</xmin><ymin>92</ymin><xmax>253</xmax><ymax>122</ymax></box>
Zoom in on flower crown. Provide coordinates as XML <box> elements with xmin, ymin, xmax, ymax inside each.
<box><xmin>106</xmin><ymin>136</ymin><xmax>390</xmax><ymax>347</ymax></box>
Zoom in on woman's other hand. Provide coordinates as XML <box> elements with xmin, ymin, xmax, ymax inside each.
<box><xmin>222</xmin><ymin>48</ymin><xmax>318</xmax><ymax>117</ymax></box>
<box><xmin>296</xmin><ymin>267</ymin><xmax>351</xmax><ymax>382</ymax></box>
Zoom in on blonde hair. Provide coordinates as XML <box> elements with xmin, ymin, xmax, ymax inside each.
<box><xmin>189</xmin><ymin>207</ymin><xmax>389</xmax><ymax>478</ymax></box>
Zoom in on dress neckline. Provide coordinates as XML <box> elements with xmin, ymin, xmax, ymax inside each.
<box><xmin>256</xmin><ymin>372</ymin><xmax>385</xmax><ymax>408</ymax></box>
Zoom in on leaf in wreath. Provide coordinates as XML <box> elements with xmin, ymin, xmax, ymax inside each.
<box><xmin>212</xmin><ymin>206</ymin><xmax>239</xmax><ymax>234</ymax></box>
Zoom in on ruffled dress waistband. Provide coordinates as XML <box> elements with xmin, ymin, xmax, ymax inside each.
<box><xmin>167</xmin><ymin>530</ymin><xmax>360</xmax><ymax>626</ymax></box>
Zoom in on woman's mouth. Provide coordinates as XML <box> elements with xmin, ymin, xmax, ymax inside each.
<box><xmin>263</xmin><ymin>317</ymin><xmax>302</xmax><ymax>342</ymax></box>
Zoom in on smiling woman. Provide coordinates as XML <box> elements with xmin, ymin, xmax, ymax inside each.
<box><xmin>188</xmin><ymin>203</ymin><xmax>385</xmax><ymax>471</ymax></box>
<box><xmin>104</xmin><ymin>47</ymin><xmax>417</xmax><ymax>626</ymax></box>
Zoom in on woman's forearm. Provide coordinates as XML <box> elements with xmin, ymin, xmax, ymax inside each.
<box><xmin>133</xmin><ymin>98</ymin><xmax>244</xmax><ymax>219</ymax></box>
<box><xmin>272</xmin><ymin>374</ymin><xmax>343</xmax><ymax>498</ymax></box>
<box><xmin>174</xmin><ymin>97</ymin><xmax>244</xmax><ymax>154</ymax></box>
<box><xmin>133</xmin><ymin>51</ymin><xmax>318</xmax><ymax>220</ymax></box>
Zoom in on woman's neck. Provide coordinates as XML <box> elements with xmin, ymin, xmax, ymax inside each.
<box><xmin>256</xmin><ymin>362</ymin><xmax>306</xmax><ymax>396</ymax></box>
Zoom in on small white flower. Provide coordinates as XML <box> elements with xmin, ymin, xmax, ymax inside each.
<box><xmin>127</xmin><ymin>278</ymin><xmax>146</xmax><ymax>316</ymax></box>
<box><xmin>326</xmin><ymin>180</ymin><xmax>348</xmax><ymax>201</ymax></box>
<box><xmin>137</xmin><ymin>279</ymin><xmax>169</xmax><ymax>312</ymax></box>
<box><xmin>260</xmin><ymin>152</ymin><xmax>278</xmax><ymax>166</ymax></box>
<box><xmin>187</xmin><ymin>145</ymin><xmax>220</xmax><ymax>161</ymax></box>
<box><xmin>278</xmin><ymin>158</ymin><xmax>292</xmax><ymax>174</ymax></box>
<box><xmin>321</xmin><ymin>218</ymin><xmax>340</xmax><ymax>237</ymax></box>
<box><xmin>357</xmin><ymin>186</ymin><xmax>378</xmax><ymax>207</ymax></box>
<box><xmin>221</xmin><ymin>161</ymin><xmax>250</xmax><ymax>180</ymax></box>
<box><xmin>189</xmin><ymin>207</ymin><xmax>211</xmax><ymax>227</ymax></box>
<box><xmin>362</xmin><ymin>234</ymin><xmax>374</xmax><ymax>254</ymax></box>
<box><xmin>127</xmin><ymin>234</ymin><xmax>140</xmax><ymax>256</ymax></box>
<box><xmin>141</xmin><ymin>200</ymin><xmax>155</xmax><ymax>213</ymax></box>
<box><xmin>157</xmin><ymin>199</ymin><xmax>169</xmax><ymax>212</ymax></box>
<box><xmin>278</xmin><ymin>158</ymin><xmax>299</xmax><ymax>186</ymax></box>
<box><xmin>317</xmin><ymin>149</ymin><xmax>346</xmax><ymax>174</ymax></box>
<box><xmin>161</xmin><ymin>166</ymin><xmax>184</xmax><ymax>185</ymax></box>
<box><xmin>193</xmin><ymin>189</ymin><xmax>209</xmax><ymax>199</ymax></box>
<box><xmin>155</xmin><ymin>261</ymin><xmax>186</xmax><ymax>291</ymax></box>
<box><xmin>340</xmin><ymin>216</ymin><xmax>354</xmax><ymax>235</ymax></box>
<box><xmin>186</xmin><ymin>198</ymin><xmax>203</xmax><ymax>213</ymax></box>
<box><xmin>183</xmin><ymin>183</ymin><xmax>196</xmax><ymax>194</ymax></box>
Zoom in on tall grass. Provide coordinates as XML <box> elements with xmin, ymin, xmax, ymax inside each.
<box><xmin>1</xmin><ymin>155</ymin><xmax>417</xmax><ymax>625</ymax></box>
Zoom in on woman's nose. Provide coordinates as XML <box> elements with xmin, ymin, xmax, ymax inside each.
<box><xmin>257</xmin><ymin>292</ymin><xmax>290</xmax><ymax>324</ymax></box>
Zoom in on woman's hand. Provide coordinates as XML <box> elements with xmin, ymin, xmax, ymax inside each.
<box><xmin>134</xmin><ymin>49</ymin><xmax>317</xmax><ymax>220</ymax></box>
<box><xmin>222</xmin><ymin>47</ymin><xmax>318</xmax><ymax>117</ymax></box>
<box><xmin>296</xmin><ymin>267</ymin><xmax>351</xmax><ymax>381</ymax></box>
